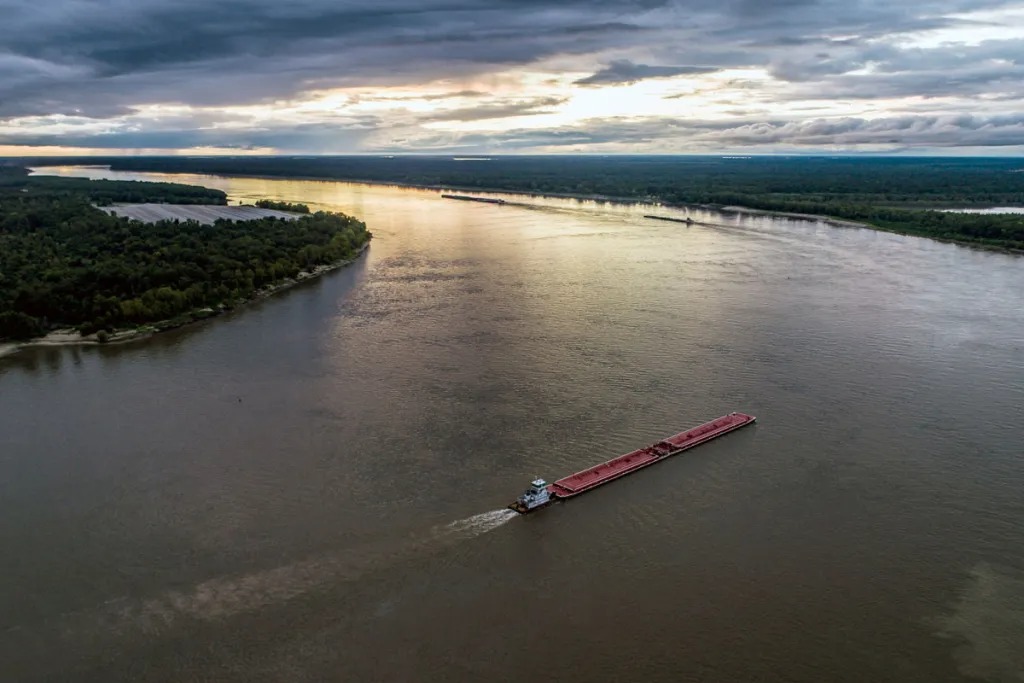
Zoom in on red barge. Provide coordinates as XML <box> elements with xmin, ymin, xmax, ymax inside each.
<box><xmin>509</xmin><ymin>412</ymin><xmax>756</xmax><ymax>513</ymax></box>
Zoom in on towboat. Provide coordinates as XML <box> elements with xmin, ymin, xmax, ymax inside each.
<box><xmin>508</xmin><ymin>412</ymin><xmax>756</xmax><ymax>513</ymax></box>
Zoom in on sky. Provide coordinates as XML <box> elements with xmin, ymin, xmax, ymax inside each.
<box><xmin>2</xmin><ymin>0</ymin><xmax>1024</xmax><ymax>155</ymax></box>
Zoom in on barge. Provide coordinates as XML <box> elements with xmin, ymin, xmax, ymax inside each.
<box><xmin>441</xmin><ymin>193</ymin><xmax>506</xmax><ymax>205</ymax></box>
<box><xmin>643</xmin><ymin>214</ymin><xmax>693</xmax><ymax>224</ymax></box>
<box><xmin>509</xmin><ymin>412</ymin><xmax>756</xmax><ymax>514</ymax></box>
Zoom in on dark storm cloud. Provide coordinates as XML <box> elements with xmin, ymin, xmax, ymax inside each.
<box><xmin>0</xmin><ymin>0</ymin><xmax>663</xmax><ymax>117</ymax></box>
<box><xmin>703</xmin><ymin>114</ymin><xmax>1024</xmax><ymax>147</ymax></box>
<box><xmin>385</xmin><ymin>113</ymin><xmax>1024</xmax><ymax>152</ymax></box>
<box><xmin>1</xmin><ymin>0</ymin><xmax>1015</xmax><ymax>115</ymax></box>
<box><xmin>773</xmin><ymin>37</ymin><xmax>1024</xmax><ymax>100</ymax></box>
<box><xmin>575</xmin><ymin>60</ymin><xmax>720</xmax><ymax>85</ymax></box>
<box><xmin>0</xmin><ymin>118</ymin><xmax>383</xmax><ymax>151</ymax></box>
<box><xmin>3</xmin><ymin>0</ymin><xmax>1024</xmax><ymax>150</ymax></box>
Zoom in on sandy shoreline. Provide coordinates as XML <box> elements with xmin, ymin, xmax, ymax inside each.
<box><xmin>0</xmin><ymin>243</ymin><xmax>369</xmax><ymax>360</ymax></box>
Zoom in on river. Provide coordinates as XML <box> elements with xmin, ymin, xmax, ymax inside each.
<box><xmin>2</xmin><ymin>166</ymin><xmax>1023</xmax><ymax>682</ymax></box>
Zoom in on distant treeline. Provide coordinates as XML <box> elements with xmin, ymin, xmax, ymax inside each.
<box><xmin>36</xmin><ymin>155</ymin><xmax>1024</xmax><ymax>250</ymax></box>
<box><xmin>0</xmin><ymin>166</ymin><xmax>227</xmax><ymax>205</ymax></box>
<box><xmin>0</xmin><ymin>168</ymin><xmax>371</xmax><ymax>340</ymax></box>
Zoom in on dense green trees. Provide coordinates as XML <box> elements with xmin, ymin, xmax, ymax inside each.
<box><xmin>71</xmin><ymin>155</ymin><xmax>1024</xmax><ymax>250</ymax></box>
<box><xmin>0</xmin><ymin>166</ymin><xmax>227</xmax><ymax>205</ymax></box>
<box><xmin>255</xmin><ymin>199</ymin><xmax>311</xmax><ymax>213</ymax></box>
<box><xmin>0</xmin><ymin>171</ymin><xmax>370</xmax><ymax>341</ymax></box>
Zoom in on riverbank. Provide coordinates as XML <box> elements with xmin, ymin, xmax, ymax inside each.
<box><xmin>0</xmin><ymin>243</ymin><xmax>369</xmax><ymax>360</ymax></box>
<box><xmin>263</xmin><ymin>173</ymin><xmax>930</xmax><ymax>238</ymax></box>
<box><xmin>91</xmin><ymin>166</ymin><xmax>875</xmax><ymax>229</ymax></box>
<box><xmin>713</xmin><ymin>203</ymin><xmax>1024</xmax><ymax>254</ymax></box>
<box><xmin>428</xmin><ymin>182</ymin><xmax>1022</xmax><ymax>253</ymax></box>
<box><xmin>25</xmin><ymin>162</ymin><xmax>891</xmax><ymax>232</ymax></box>
<box><xmin>32</xmin><ymin>163</ymin><xmax>1024</xmax><ymax>254</ymax></box>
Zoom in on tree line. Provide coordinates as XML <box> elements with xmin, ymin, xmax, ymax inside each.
<box><xmin>0</xmin><ymin>166</ymin><xmax>227</xmax><ymax>205</ymax></box>
<box><xmin>62</xmin><ymin>155</ymin><xmax>1024</xmax><ymax>251</ymax></box>
<box><xmin>255</xmin><ymin>199</ymin><xmax>311</xmax><ymax>213</ymax></box>
<box><xmin>0</xmin><ymin>169</ymin><xmax>371</xmax><ymax>340</ymax></box>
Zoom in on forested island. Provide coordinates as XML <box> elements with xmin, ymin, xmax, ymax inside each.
<box><xmin>34</xmin><ymin>155</ymin><xmax>1024</xmax><ymax>251</ymax></box>
<box><xmin>0</xmin><ymin>167</ymin><xmax>371</xmax><ymax>343</ymax></box>
<box><xmin>255</xmin><ymin>199</ymin><xmax>311</xmax><ymax>214</ymax></box>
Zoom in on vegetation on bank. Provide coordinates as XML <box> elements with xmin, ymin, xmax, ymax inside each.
<box><xmin>56</xmin><ymin>155</ymin><xmax>1024</xmax><ymax>251</ymax></box>
<box><xmin>0</xmin><ymin>165</ymin><xmax>227</xmax><ymax>205</ymax></box>
<box><xmin>0</xmin><ymin>168</ymin><xmax>371</xmax><ymax>341</ymax></box>
<box><xmin>255</xmin><ymin>199</ymin><xmax>311</xmax><ymax>213</ymax></box>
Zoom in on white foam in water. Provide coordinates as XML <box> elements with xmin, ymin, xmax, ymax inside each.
<box><xmin>442</xmin><ymin>508</ymin><xmax>519</xmax><ymax>536</ymax></box>
<box><xmin>55</xmin><ymin>509</ymin><xmax>519</xmax><ymax>642</ymax></box>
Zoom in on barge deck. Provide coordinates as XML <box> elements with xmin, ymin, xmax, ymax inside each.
<box><xmin>509</xmin><ymin>412</ymin><xmax>756</xmax><ymax>513</ymax></box>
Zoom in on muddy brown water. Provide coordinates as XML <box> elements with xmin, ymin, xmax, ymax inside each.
<box><xmin>2</xmin><ymin>166</ymin><xmax>1022</xmax><ymax>682</ymax></box>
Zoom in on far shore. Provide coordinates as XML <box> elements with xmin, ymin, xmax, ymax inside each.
<box><xmin>73</xmin><ymin>164</ymin><xmax>896</xmax><ymax>230</ymax></box>
<box><xmin>158</xmin><ymin>169</ymin><xmax>1024</xmax><ymax>251</ymax></box>
<box><xmin>356</xmin><ymin>176</ymin><xmax>1024</xmax><ymax>253</ymax></box>
<box><xmin>0</xmin><ymin>243</ymin><xmax>369</xmax><ymax>360</ymax></box>
<box><xmin>43</xmin><ymin>163</ymin><xmax>1024</xmax><ymax>250</ymax></box>
<box><xmin>34</xmin><ymin>164</ymin><xmax>1024</xmax><ymax>250</ymax></box>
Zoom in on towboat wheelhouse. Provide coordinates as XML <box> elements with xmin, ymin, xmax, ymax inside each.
<box><xmin>509</xmin><ymin>478</ymin><xmax>552</xmax><ymax>513</ymax></box>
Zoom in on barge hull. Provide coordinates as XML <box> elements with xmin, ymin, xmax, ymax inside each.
<box><xmin>441</xmin><ymin>193</ymin><xmax>506</xmax><ymax>205</ymax></box>
<box><xmin>548</xmin><ymin>412</ymin><xmax>755</xmax><ymax>499</ymax></box>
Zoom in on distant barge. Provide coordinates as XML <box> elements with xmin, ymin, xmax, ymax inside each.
<box><xmin>441</xmin><ymin>194</ymin><xmax>506</xmax><ymax>205</ymax></box>
<box><xmin>644</xmin><ymin>214</ymin><xmax>693</xmax><ymax>224</ymax></box>
<box><xmin>509</xmin><ymin>412</ymin><xmax>756</xmax><ymax>513</ymax></box>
